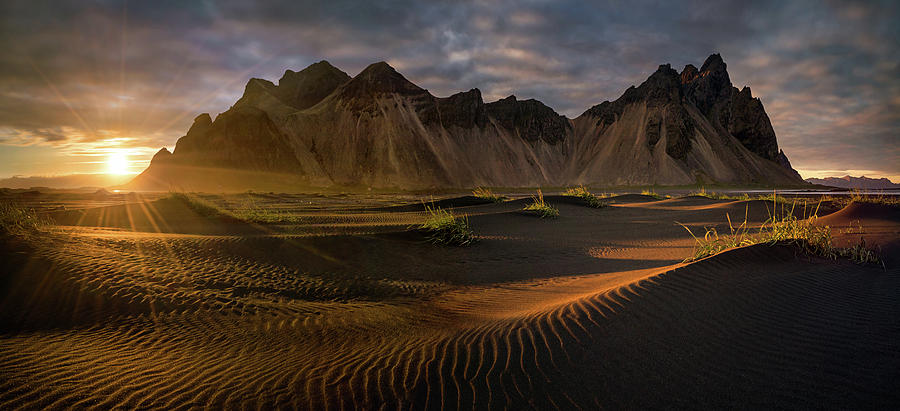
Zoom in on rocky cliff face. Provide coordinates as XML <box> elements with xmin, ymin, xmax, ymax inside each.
<box><xmin>484</xmin><ymin>96</ymin><xmax>570</xmax><ymax>144</ymax></box>
<box><xmin>681</xmin><ymin>54</ymin><xmax>780</xmax><ymax>161</ymax></box>
<box><xmin>130</xmin><ymin>54</ymin><xmax>804</xmax><ymax>191</ymax></box>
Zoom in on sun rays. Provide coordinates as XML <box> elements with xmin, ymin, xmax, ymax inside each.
<box><xmin>106</xmin><ymin>151</ymin><xmax>130</xmax><ymax>175</ymax></box>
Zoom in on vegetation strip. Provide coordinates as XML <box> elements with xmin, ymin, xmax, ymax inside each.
<box><xmin>562</xmin><ymin>185</ymin><xmax>608</xmax><ymax>208</ymax></box>
<box><xmin>420</xmin><ymin>204</ymin><xmax>476</xmax><ymax>246</ymax></box>
<box><xmin>679</xmin><ymin>194</ymin><xmax>883</xmax><ymax>267</ymax></box>
<box><xmin>523</xmin><ymin>189</ymin><xmax>560</xmax><ymax>218</ymax></box>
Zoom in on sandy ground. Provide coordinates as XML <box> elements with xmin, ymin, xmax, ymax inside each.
<box><xmin>0</xmin><ymin>192</ymin><xmax>898</xmax><ymax>409</ymax></box>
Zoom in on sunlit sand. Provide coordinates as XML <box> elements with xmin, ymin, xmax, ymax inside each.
<box><xmin>1</xmin><ymin>189</ymin><xmax>897</xmax><ymax>408</ymax></box>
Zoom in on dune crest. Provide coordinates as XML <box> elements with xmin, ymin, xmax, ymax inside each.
<box><xmin>2</xmin><ymin>193</ymin><xmax>898</xmax><ymax>408</ymax></box>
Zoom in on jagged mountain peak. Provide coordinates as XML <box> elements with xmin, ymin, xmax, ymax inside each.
<box><xmin>680</xmin><ymin>64</ymin><xmax>699</xmax><ymax>84</ymax></box>
<box><xmin>277</xmin><ymin>60</ymin><xmax>348</xmax><ymax>86</ymax></box>
<box><xmin>192</xmin><ymin>113</ymin><xmax>212</xmax><ymax>126</ymax></box>
<box><xmin>580</xmin><ymin>62</ymin><xmax>682</xmax><ymax>121</ymax></box>
<box><xmin>683</xmin><ymin>54</ymin><xmax>777</xmax><ymax>161</ymax></box>
<box><xmin>484</xmin><ymin>94</ymin><xmax>570</xmax><ymax>144</ymax></box>
<box><xmin>272</xmin><ymin>60</ymin><xmax>351</xmax><ymax>110</ymax></box>
<box><xmin>280</xmin><ymin>60</ymin><xmax>340</xmax><ymax>78</ymax></box>
<box><xmin>359</xmin><ymin>61</ymin><xmax>396</xmax><ymax>75</ymax></box>
<box><xmin>186</xmin><ymin>113</ymin><xmax>213</xmax><ymax>137</ymax></box>
<box><xmin>699</xmin><ymin>53</ymin><xmax>727</xmax><ymax>74</ymax></box>
<box><xmin>131</xmin><ymin>53</ymin><xmax>805</xmax><ymax>190</ymax></box>
<box><xmin>150</xmin><ymin>147</ymin><xmax>173</xmax><ymax>164</ymax></box>
<box><xmin>243</xmin><ymin>78</ymin><xmax>276</xmax><ymax>93</ymax></box>
<box><xmin>341</xmin><ymin>61</ymin><xmax>426</xmax><ymax>97</ymax></box>
<box><xmin>640</xmin><ymin>64</ymin><xmax>683</xmax><ymax>104</ymax></box>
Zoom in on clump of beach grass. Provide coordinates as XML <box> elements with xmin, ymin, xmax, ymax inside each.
<box><xmin>640</xmin><ymin>189</ymin><xmax>667</xmax><ymax>200</ymax></box>
<box><xmin>472</xmin><ymin>187</ymin><xmax>505</xmax><ymax>203</ymax></box>
<box><xmin>563</xmin><ymin>185</ymin><xmax>608</xmax><ymax>208</ymax></box>
<box><xmin>691</xmin><ymin>187</ymin><xmax>750</xmax><ymax>201</ymax></box>
<box><xmin>0</xmin><ymin>202</ymin><xmax>48</xmax><ymax>237</ymax></box>
<box><xmin>523</xmin><ymin>189</ymin><xmax>559</xmax><ymax>218</ymax></box>
<box><xmin>679</xmin><ymin>194</ymin><xmax>883</xmax><ymax>267</ymax></box>
<box><xmin>822</xmin><ymin>191</ymin><xmax>900</xmax><ymax>208</ymax></box>
<box><xmin>421</xmin><ymin>205</ymin><xmax>476</xmax><ymax>246</ymax></box>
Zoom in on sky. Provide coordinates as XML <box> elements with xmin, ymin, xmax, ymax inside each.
<box><xmin>1</xmin><ymin>0</ymin><xmax>898</xmax><ymax>182</ymax></box>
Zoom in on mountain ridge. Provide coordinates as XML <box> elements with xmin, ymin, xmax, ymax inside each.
<box><xmin>806</xmin><ymin>175</ymin><xmax>900</xmax><ymax>189</ymax></box>
<box><xmin>129</xmin><ymin>54</ymin><xmax>805</xmax><ymax>191</ymax></box>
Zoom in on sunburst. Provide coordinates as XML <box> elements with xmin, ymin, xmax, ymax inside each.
<box><xmin>106</xmin><ymin>151</ymin><xmax>130</xmax><ymax>175</ymax></box>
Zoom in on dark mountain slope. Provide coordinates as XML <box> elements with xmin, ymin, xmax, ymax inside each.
<box><xmin>129</xmin><ymin>54</ymin><xmax>805</xmax><ymax>191</ymax></box>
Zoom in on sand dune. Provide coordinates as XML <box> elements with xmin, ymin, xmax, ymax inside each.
<box><xmin>1</xmin><ymin>194</ymin><xmax>897</xmax><ymax>408</ymax></box>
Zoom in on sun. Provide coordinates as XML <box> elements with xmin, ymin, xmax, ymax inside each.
<box><xmin>106</xmin><ymin>151</ymin><xmax>130</xmax><ymax>175</ymax></box>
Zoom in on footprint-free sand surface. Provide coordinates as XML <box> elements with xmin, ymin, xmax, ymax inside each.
<box><xmin>1</xmin><ymin>193</ymin><xmax>898</xmax><ymax>409</ymax></box>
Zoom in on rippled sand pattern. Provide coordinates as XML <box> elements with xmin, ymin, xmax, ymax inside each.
<box><xmin>1</xmin><ymin>194</ymin><xmax>898</xmax><ymax>409</ymax></box>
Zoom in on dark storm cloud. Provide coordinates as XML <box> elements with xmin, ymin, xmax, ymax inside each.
<box><xmin>1</xmin><ymin>0</ymin><xmax>898</xmax><ymax>179</ymax></box>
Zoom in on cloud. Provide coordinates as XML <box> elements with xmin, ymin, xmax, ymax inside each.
<box><xmin>0</xmin><ymin>0</ymin><xmax>897</xmax><ymax>179</ymax></box>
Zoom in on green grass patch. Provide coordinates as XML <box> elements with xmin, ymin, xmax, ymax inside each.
<box><xmin>472</xmin><ymin>187</ymin><xmax>505</xmax><ymax>203</ymax></box>
<box><xmin>679</xmin><ymin>195</ymin><xmax>883</xmax><ymax>267</ymax></box>
<box><xmin>819</xmin><ymin>191</ymin><xmax>900</xmax><ymax>208</ymax></box>
<box><xmin>420</xmin><ymin>205</ymin><xmax>476</xmax><ymax>246</ymax></box>
<box><xmin>690</xmin><ymin>188</ymin><xmax>900</xmax><ymax>209</ymax></box>
<box><xmin>640</xmin><ymin>189</ymin><xmax>668</xmax><ymax>200</ymax></box>
<box><xmin>562</xmin><ymin>185</ymin><xmax>608</xmax><ymax>208</ymax></box>
<box><xmin>523</xmin><ymin>189</ymin><xmax>560</xmax><ymax>218</ymax></box>
<box><xmin>690</xmin><ymin>187</ymin><xmax>750</xmax><ymax>201</ymax></box>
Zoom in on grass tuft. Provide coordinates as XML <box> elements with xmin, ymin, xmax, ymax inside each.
<box><xmin>523</xmin><ymin>189</ymin><xmax>560</xmax><ymax>218</ymax></box>
<box><xmin>421</xmin><ymin>205</ymin><xmax>476</xmax><ymax>246</ymax></box>
<box><xmin>472</xmin><ymin>187</ymin><xmax>505</xmax><ymax>203</ymax></box>
<box><xmin>821</xmin><ymin>191</ymin><xmax>900</xmax><ymax>208</ymax></box>
<box><xmin>562</xmin><ymin>185</ymin><xmax>608</xmax><ymax>208</ymax></box>
<box><xmin>691</xmin><ymin>187</ymin><xmax>750</xmax><ymax>201</ymax></box>
<box><xmin>679</xmin><ymin>194</ymin><xmax>883</xmax><ymax>267</ymax></box>
<box><xmin>640</xmin><ymin>189</ymin><xmax>667</xmax><ymax>200</ymax></box>
<box><xmin>0</xmin><ymin>202</ymin><xmax>48</xmax><ymax>237</ymax></box>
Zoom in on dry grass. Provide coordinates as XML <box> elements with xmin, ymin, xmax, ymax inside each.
<box><xmin>421</xmin><ymin>205</ymin><xmax>476</xmax><ymax>246</ymax></box>
<box><xmin>472</xmin><ymin>187</ymin><xmax>505</xmax><ymax>203</ymax></box>
<box><xmin>690</xmin><ymin>187</ymin><xmax>750</xmax><ymax>201</ymax></box>
<box><xmin>679</xmin><ymin>194</ymin><xmax>883</xmax><ymax>267</ymax></box>
<box><xmin>0</xmin><ymin>202</ymin><xmax>48</xmax><ymax>237</ymax></box>
<box><xmin>821</xmin><ymin>191</ymin><xmax>900</xmax><ymax>208</ymax></box>
<box><xmin>523</xmin><ymin>190</ymin><xmax>559</xmax><ymax>218</ymax></box>
<box><xmin>562</xmin><ymin>185</ymin><xmax>608</xmax><ymax>208</ymax></box>
<box><xmin>640</xmin><ymin>189</ymin><xmax>668</xmax><ymax>200</ymax></box>
<box><xmin>691</xmin><ymin>188</ymin><xmax>899</xmax><ymax>209</ymax></box>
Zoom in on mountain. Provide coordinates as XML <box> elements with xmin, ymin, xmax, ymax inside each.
<box><xmin>806</xmin><ymin>175</ymin><xmax>900</xmax><ymax>189</ymax></box>
<box><xmin>0</xmin><ymin>174</ymin><xmax>132</xmax><ymax>189</ymax></box>
<box><xmin>128</xmin><ymin>54</ymin><xmax>805</xmax><ymax>191</ymax></box>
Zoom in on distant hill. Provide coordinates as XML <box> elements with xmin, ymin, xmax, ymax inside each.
<box><xmin>0</xmin><ymin>174</ymin><xmax>132</xmax><ymax>189</ymax></box>
<box><xmin>128</xmin><ymin>54</ymin><xmax>805</xmax><ymax>191</ymax></box>
<box><xmin>806</xmin><ymin>175</ymin><xmax>900</xmax><ymax>189</ymax></box>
